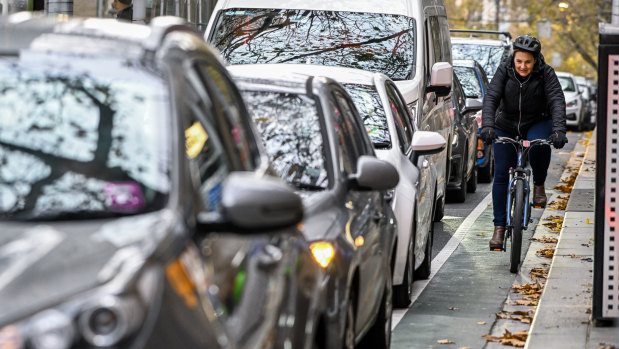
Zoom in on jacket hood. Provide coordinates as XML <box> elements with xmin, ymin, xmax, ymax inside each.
<box><xmin>0</xmin><ymin>210</ymin><xmax>176</xmax><ymax>325</ymax></box>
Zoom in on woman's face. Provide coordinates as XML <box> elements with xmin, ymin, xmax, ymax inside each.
<box><xmin>514</xmin><ymin>51</ymin><xmax>536</xmax><ymax>77</ymax></box>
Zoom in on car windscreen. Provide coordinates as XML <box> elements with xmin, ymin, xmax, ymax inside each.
<box><xmin>0</xmin><ymin>53</ymin><xmax>171</xmax><ymax>221</ymax></box>
<box><xmin>211</xmin><ymin>9</ymin><xmax>416</xmax><ymax>81</ymax></box>
<box><xmin>240</xmin><ymin>89</ymin><xmax>328</xmax><ymax>190</ymax></box>
<box><xmin>342</xmin><ymin>84</ymin><xmax>390</xmax><ymax>148</ymax></box>
<box><xmin>452</xmin><ymin>43</ymin><xmax>509</xmax><ymax>77</ymax></box>
<box><xmin>558</xmin><ymin>76</ymin><xmax>576</xmax><ymax>92</ymax></box>
<box><xmin>454</xmin><ymin>66</ymin><xmax>482</xmax><ymax>98</ymax></box>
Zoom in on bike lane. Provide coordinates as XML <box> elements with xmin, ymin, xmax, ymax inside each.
<box><xmin>390</xmin><ymin>132</ymin><xmax>580</xmax><ymax>348</ymax></box>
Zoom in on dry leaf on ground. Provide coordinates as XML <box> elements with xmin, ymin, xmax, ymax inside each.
<box><xmin>437</xmin><ymin>339</ymin><xmax>455</xmax><ymax>344</ymax></box>
<box><xmin>536</xmin><ymin>248</ymin><xmax>555</xmax><ymax>258</ymax></box>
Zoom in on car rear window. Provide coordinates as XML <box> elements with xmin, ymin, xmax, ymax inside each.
<box><xmin>211</xmin><ymin>9</ymin><xmax>416</xmax><ymax>81</ymax></box>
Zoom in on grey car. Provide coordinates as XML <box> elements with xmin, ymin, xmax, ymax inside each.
<box><xmin>228</xmin><ymin>64</ymin><xmax>399</xmax><ymax>349</ymax></box>
<box><xmin>0</xmin><ymin>13</ymin><xmax>321</xmax><ymax>349</ymax></box>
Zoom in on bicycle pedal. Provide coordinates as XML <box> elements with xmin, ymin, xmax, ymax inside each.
<box><xmin>532</xmin><ymin>205</ymin><xmax>544</xmax><ymax>209</ymax></box>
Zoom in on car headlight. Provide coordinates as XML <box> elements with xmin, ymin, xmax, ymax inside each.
<box><xmin>0</xmin><ymin>266</ymin><xmax>161</xmax><ymax>349</ymax></box>
<box><xmin>310</xmin><ymin>242</ymin><xmax>335</xmax><ymax>268</ymax></box>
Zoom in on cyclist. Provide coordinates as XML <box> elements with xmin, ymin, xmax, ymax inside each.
<box><xmin>480</xmin><ymin>35</ymin><xmax>568</xmax><ymax>250</ymax></box>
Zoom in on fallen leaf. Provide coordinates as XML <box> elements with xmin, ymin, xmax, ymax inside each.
<box><xmin>477</xmin><ymin>321</ymin><xmax>486</xmax><ymax>325</ymax></box>
<box><xmin>448</xmin><ymin>307</ymin><xmax>460</xmax><ymax>311</ymax></box>
<box><xmin>536</xmin><ymin>248</ymin><xmax>555</xmax><ymax>258</ymax></box>
<box><xmin>570</xmin><ymin>254</ymin><xmax>585</xmax><ymax>258</ymax></box>
<box><xmin>516</xmin><ymin>299</ymin><xmax>538</xmax><ymax>306</ymax></box>
<box><xmin>437</xmin><ymin>339</ymin><xmax>455</xmax><ymax>344</ymax></box>
<box><xmin>586</xmin><ymin>218</ymin><xmax>593</xmax><ymax>224</ymax></box>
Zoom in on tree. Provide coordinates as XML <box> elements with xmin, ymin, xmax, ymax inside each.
<box><xmin>445</xmin><ymin>0</ymin><xmax>612</xmax><ymax>78</ymax></box>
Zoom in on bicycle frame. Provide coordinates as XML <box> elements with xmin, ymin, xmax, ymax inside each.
<box><xmin>496</xmin><ymin>137</ymin><xmax>550</xmax><ymax>242</ymax></box>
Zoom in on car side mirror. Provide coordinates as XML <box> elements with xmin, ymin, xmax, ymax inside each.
<box><xmin>463</xmin><ymin>98</ymin><xmax>483</xmax><ymax>114</ymax></box>
<box><xmin>197</xmin><ymin>172</ymin><xmax>303</xmax><ymax>232</ymax></box>
<box><xmin>349</xmin><ymin>155</ymin><xmax>399</xmax><ymax>191</ymax></box>
<box><xmin>411</xmin><ymin>131</ymin><xmax>447</xmax><ymax>164</ymax></box>
<box><xmin>426</xmin><ymin>62</ymin><xmax>452</xmax><ymax>97</ymax></box>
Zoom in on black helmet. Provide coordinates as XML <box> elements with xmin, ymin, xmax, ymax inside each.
<box><xmin>513</xmin><ymin>35</ymin><xmax>541</xmax><ymax>55</ymax></box>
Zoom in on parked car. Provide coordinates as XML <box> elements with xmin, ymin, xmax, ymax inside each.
<box><xmin>228</xmin><ymin>64</ymin><xmax>399</xmax><ymax>349</ymax></box>
<box><xmin>249</xmin><ymin>64</ymin><xmax>447</xmax><ymax>307</ymax></box>
<box><xmin>451</xmin><ymin>29</ymin><xmax>512</xmax><ymax>82</ymax></box>
<box><xmin>205</xmin><ymin>0</ymin><xmax>455</xmax><ymax>222</ymax></box>
<box><xmin>447</xmin><ymin>73</ymin><xmax>481</xmax><ymax>202</ymax></box>
<box><xmin>0</xmin><ymin>13</ymin><xmax>322</xmax><ymax>349</ymax></box>
<box><xmin>452</xmin><ymin>59</ymin><xmax>494</xmax><ymax>182</ymax></box>
<box><xmin>575</xmin><ymin>75</ymin><xmax>596</xmax><ymax>130</ymax></box>
<box><xmin>556</xmin><ymin>71</ymin><xmax>587</xmax><ymax>130</ymax></box>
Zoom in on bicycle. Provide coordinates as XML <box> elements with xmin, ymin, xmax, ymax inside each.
<box><xmin>492</xmin><ymin>136</ymin><xmax>552</xmax><ymax>273</ymax></box>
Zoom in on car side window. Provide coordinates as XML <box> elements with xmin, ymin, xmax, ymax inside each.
<box><xmin>329</xmin><ymin>92</ymin><xmax>363</xmax><ymax>175</ymax></box>
<box><xmin>182</xmin><ymin>77</ymin><xmax>230</xmax><ymax>213</ymax></box>
<box><xmin>385</xmin><ymin>84</ymin><xmax>411</xmax><ymax>153</ymax></box>
<box><xmin>192</xmin><ymin>60</ymin><xmax>260</xmax><ymax>171</ymax></box>
<box><xmin>437</xmin><ymin>16</ymin><xmax>452</xmax><ymax>63</ymax></box>
<box><xmin>386</xmin><ymin>82</ymin><xmax>414</xmax><ymax>152</ymax></box>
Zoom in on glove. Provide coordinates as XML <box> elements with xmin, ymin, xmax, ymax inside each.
<box><xmin>480</xmin><ymin>127</ymin><xmax>497</xmax><ymax>144</ymax></box>
<box><xmin>548</xmin><ymin>131</ymin><xmax>568</xmax><ymax>149</ymax></box>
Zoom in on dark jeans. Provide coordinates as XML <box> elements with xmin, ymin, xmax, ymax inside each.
<box><xmin>492</xmin><ymin>120</ymin><xmax>552</xmax><ymax>226</ymax></box>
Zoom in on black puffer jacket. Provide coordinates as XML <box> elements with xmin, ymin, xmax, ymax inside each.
<box><xmin>482</xmin><ymin>53</ymin><xmax>566</xmax><ymax>136</ymax></box>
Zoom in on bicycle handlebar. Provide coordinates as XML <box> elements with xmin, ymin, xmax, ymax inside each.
<box><xmin>494</xmin><ymin>136</ymin><xmax>552</xmax><ymax>147</ymax></box>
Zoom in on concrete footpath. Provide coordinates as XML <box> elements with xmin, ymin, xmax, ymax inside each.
<box><xmin>526</xmin><ymin>131</ymin><xmax>619</xmax><ymax>349</ymax></box>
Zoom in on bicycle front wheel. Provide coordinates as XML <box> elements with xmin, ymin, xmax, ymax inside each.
<box><xmin>509</xmin><ymin>180</ymin><xmax>525</xmax><ymax>273</ymax></box>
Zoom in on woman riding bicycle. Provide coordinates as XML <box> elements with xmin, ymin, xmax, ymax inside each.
<box><xmin>480</xmin><ymin>34</ymin><xmax>568</xmax><ymax>250</ymax></box>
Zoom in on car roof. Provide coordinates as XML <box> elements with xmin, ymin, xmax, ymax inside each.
<box><xmin>213</xmin><ymin>0</ymin><xmax>411</xmax><ymax>16</ymax></box>
<box><xmin>451</xmin><ymin>37</ymin><xmax>510</xmax><ymax>47</ymax></box>
<box><xmin>556</xmin><ymin>71</ymin><xmax>576</xmax><ymax>78</ymax></box>
<box><xmin>0</xmin><ymin>12</ymin><xmax>201</xmax><ymax>58</ymax></box>
<box><xmin>452</xmin><ymin>59</ymin><xmax>482</xmax><ymax>68</ymax></box>
<box><xmin>228</xmin><ymin>63</ymin><xmax>385</xmax><ymax>88</ymax></box>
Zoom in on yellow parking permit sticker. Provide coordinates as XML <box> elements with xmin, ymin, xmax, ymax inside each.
<box><xmin>185</xmin><ymin>122</ymin><xmax>208</xmax><ymax>159</ymax></box>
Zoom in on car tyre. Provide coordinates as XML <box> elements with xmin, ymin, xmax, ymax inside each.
<box><xmin>452</xmin><ymin>157</ymin><xmax>467</xmax><ymax>203</ymax></box>
<box><xmin>414</xmin><ymin>221</ymin><xmax>433</xmax><ymax>280</ymax></box>
<box><xmin>343</xmin><ymin>288</ymin><xmax>356</xmax><ymax>349</ymax></box>
<box><xmin>393</xmin><ymin>231</ymin><xmax>414</xmax><ymax>308</ymax></box>
<box><xmin>360</xmin><ymin>263</ymin><xmax>392</xmax><ymax>349</ymax></box>
<box><xmin>467</xmin><ymin>163</ymin><xmax>477</xmax><ymax>193</ymax></box>
<box><xmin>433</xmin><ymin>183</ymin><xmax>445</xmax><ymax>222</ymax></box>
<box><xmin>478</xmin><ymin>155</ymin><xmax>494</xmax><ymax>183</ymax></box>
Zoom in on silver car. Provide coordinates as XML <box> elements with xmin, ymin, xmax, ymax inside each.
<box><xmin>229</xmin><ymin>64</ymin><xmax>400</xmax><ymax>349</ymax></box>
<box><xmin>556</xmin><ymin>71</ymin><xmax>586</xmax><ymax>130</ymax></box>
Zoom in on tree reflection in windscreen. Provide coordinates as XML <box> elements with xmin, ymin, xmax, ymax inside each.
<box><xmin>213</xmin><ymin>9</ymin><xmax>416</xmax><ymax>80</ymax></box>
<box><xmin>454</xmin><ymin>66</ymin><xmax>482</xmax><ymax>98</ymax></box>
<box><xmin>452</xmin><ymin>44</ymin><xmax>508</xmax><ymax>78</ymax></box>
<box><xmin>240</xmin><ymin>90</ymin><xmax>327</xmax><ymax>189</ymax></box>
<box><xmin>342</xmin><ymin>84</ymin><xmax>390</xmax><ymax>148</ymax></box>
<box><xmin>0</xmin><ymin>53</ymin><xmax>170</xmax><ymax>220</ymax></box>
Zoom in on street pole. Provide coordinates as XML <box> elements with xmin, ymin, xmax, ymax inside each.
<box><xmin>614</xmin><ymin>0</ymin><xmax>619</xmax><ymax>25</ymax></box>
<box><xmin>495</xmin><ymin>0</ymin><xmax>500</xmax><ymax>30</ymax></box>
<box><xmin>45</xmin><ymin>0</ymin><xmax>72</xmax><ymax>15</ymax></box>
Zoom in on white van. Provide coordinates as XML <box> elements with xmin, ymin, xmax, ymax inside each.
<box><xmin>204</xmin><ymin>0</ymin><xmax>454</xmax><ymax>222</ymax></box>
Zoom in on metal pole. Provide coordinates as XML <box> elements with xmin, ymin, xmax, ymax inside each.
<box><xmin>45</xmin><ymin>0</ymin><xmax>73</xmax><ymax>15</ymax></box>
<box><xmin>495</xmin><ymin>0</ymin><xmax>500</xmax><ymax>31</ymax></box>
<box><xmin>613</xmin><ymin>0</ymin><xmax>619</xmax><ymax>26</ymax></box>
<box><xmin>96</xmin><ymin>0</ymin><xmax>103</xmax><ymax>17</ymax></box>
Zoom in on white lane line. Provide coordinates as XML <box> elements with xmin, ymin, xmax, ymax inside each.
<box><xmin>391</xmin><ymin>192</ymin><xmax>493</xmax><ymax>330</ymax></box>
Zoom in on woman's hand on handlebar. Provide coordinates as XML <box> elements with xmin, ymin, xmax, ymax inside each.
<box><xmin>480</xmin><ymin>127</ymin><xmax>498</xmax><ymax>144</ymax></box>
<box><xmin>548</xmin><ymin>131</ymin><xmax>568</xmax><ymax>149</ymax></box>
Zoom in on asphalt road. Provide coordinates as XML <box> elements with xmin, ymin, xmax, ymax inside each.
<box><xmin>390</xmin><ymin>130</ymin><xmax>583</xmax><ymax>348</ymax></box>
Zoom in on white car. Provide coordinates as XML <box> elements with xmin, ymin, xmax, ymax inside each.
<box><xmin>228</xmin><ymin>63</ymin><xmax>446</xmax><ymax>308</ymax></box>
<box><xmin>204</xmin><ymin>0</ymin><xmax>454</xmax><ymax>222</ymax></box>
<box><xmin>556</xmin><ymin>71</ymin><xmax>586</xmax><ymax>130</ymax></box>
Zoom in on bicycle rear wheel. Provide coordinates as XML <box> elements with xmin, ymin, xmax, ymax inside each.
<box><xmin>509</xmin><ymin>180</ymin><xmax>525</xmax><ymax>273</ymax></box>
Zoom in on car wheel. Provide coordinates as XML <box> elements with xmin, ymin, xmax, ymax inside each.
<box><xmin>467</xmin><ymin>163</ymin><xmax>477</xmax><ymax>193</ymax></box>
<box><xmin>393</xmin><ymin>231</ymin><xmax>413</xmax><ymax>308</ymax></box>
<box><xmin>452</xmin><ymin>155</ymin><xmax>467</xmax><ymax>203</ymax></box>
<box><xmin>433</xmin><ymin>183</ymin><xmax>444</xmax><ymax>222</ymax></box>
<box><xmin>478</xmin><ymin>154</ymin><xmax>493</xmax><ymax>183</ymax></box>
<box><xmin>414</xmin><ymin>221</ymin><xmax>433</xmax><ymax>280</ymax></box>
<box><xmin>343</xmin><ymin>289</ymin><xmax>356</xmax><ymax>349</ymax></box>
<box><xmin>359</xmin><ymin>263</ymin><xmax>393</xmax><ymax>349</ymax></box>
